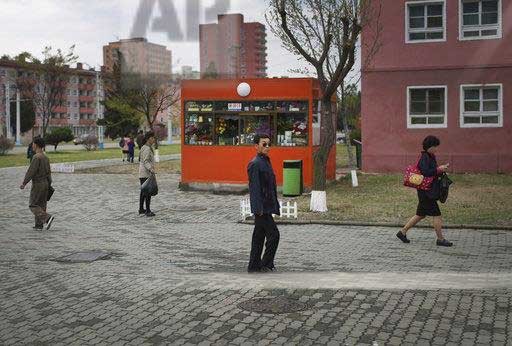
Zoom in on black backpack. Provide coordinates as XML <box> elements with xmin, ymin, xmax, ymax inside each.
<box><xmin>119</xmin><ymin>138</ymin><xmax>125</xmax><ymax>147</ymax></box>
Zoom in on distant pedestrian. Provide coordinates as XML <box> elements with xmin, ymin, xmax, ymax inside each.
<box><xmin>19</xmin><ymin>136</ymin><xmax>54</xmax><ymax>231</ymax></box>
<box><xmin>247</xmin><ymin>134</ymin><xmax>280</xmax><ymax>273</ymax></box>
<box><xmin>128</xmin><ymin>136</ymin><xmax>135</xmax><ymax>163</ymax></box>
<box><xmin>121</xmin><ymin>134</ymin><xmax>130</xmax><ymax>162</ymax></box>
<box><xmin>136</xmin><ymin>130</ymin><xmax>144</xmax><ymax>162</ymax></box>
<box><xmin>397</xmin><ymin>135</ymin><xmax>452</xmax><ymax>247</ymax></box>
<box><xmin>139</xmin><ymin>131</ymin><xmax>156</xmax><ymax>217</ymax></box>
<box><xmin>26</xmin><ymin>139</ymin><xmax>35</xmax><ymax>162</ymax></box>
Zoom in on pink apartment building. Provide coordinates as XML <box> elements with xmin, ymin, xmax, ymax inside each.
<box><xmin>361</xmin><ymin>0</ymin><xmax>512</xmax><ymax>173</ymax></box>
<box><xmin>0</xmin><ymin>61</ymin><xmax>104</xmax><ymax>141</ymax></box>
<box><xmin>200</xmin><ymin>14</ymin><xmax>267</xmax><ymax>79</ymax></box>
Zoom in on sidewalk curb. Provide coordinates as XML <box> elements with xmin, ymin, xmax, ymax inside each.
<box><xmin>238</xmin><ymin>219</ymin><xmax>512</xmax><ymax>231</ymax></box>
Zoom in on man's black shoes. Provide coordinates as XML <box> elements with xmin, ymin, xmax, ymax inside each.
<box><xmin>436</xmin><ymin>239</ymin><xmax>453</xmax><ymax>247</ymax></box>
<box><xmin>396</xmin><ymin>231</ymin><xmax>410</xmax><ymax>243</ymax></box>
<box><xmin>145</xmin><ymin>211</ymin><xmax>156</xmax><ymax>217</ymax></box>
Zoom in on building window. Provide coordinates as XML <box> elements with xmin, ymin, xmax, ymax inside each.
<box><xmin>73</xmin><ymin>90</ymin><xmax>77</xmax><ymax>96</ymax></box>
<box><xmin>460</xmin><ymin>84</ymin><xmax>502</xmax><ymax>127</ymax></box>
<box><xmin>406</xmin><ymin>1</ymin><xmax>446</xmax><ymax>43</ymax></box>
<box><xmin>407</xmin><ymin>86</ymin><xmax>447</xmax><ymax>128</ymax></box>
<box><xmin>460</xmin><ymin>0</ymin><xmax>501</xmax><ymax>40</ymax></box>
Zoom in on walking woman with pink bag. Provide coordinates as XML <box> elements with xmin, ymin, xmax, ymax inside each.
<box><xmin>397</xmin><ymin>135</ymin><xmax>453</xmax><ymax>247</ymax></box>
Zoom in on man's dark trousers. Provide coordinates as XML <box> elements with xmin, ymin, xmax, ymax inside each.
<box><xmin>248</xmin><ymin>214</ymin><xmax>280</xmax><ymax>271</ymax></box>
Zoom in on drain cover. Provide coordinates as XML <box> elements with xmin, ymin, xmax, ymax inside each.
<box><xmin>238</xmin><ymin>296</ymin><xmax>310</xmax><ymax>314</ymax></box>
<box><xmin>53</xmin><ymin>251</ymin><xmax>112</xmax><ymax>263</ymax></box>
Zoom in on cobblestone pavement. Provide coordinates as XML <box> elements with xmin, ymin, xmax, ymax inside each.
<box><xmin>1</xmin><ymin>165</ymin><xmax>511</xmax><ymax>345</ymax></box>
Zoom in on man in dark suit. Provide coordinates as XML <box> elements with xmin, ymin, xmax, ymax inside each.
<box><xmin>247</xmin><ymin>134</ymin><xmax>280</xmax><ymax>273</ymax></box>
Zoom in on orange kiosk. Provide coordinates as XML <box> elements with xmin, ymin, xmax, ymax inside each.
<box><xmin>180</xmin><ymin>78</ymin><xmax>336</xmax><ymax>191</ymax></box>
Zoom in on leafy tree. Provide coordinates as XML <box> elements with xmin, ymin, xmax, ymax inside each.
<box><xmin>13</xmin><ymin>46</ymin><xmax>78</xmax><ymax>137</ymax></box>
<box><xmin>45</xmin><ymin>127</ymin><xmax>74</xmax><ymax>151</ymax></box>
<box><xmin>10</xmin><ymin>100</ymin><xmax>36</xmax><ymax>134</ymax></box>
<box><xmin>98</xmin><ymin>98</ymin><xmax>142</xmax><ymax>139</ymax></box>
<box><xmin>266</xmin><ymin>0</ymin><xmax>381</xmax><ymax>210</ymax></box>
<box><xmin>100</xmin><ymin>55</ymin><xmax>143</xmax><ymax>139</ymax></box>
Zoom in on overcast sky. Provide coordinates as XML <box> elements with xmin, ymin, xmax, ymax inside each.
<box><xmin>0</xmin><ymin>0</ymin><xmax>360</xmax><ymax>81</ymax></box>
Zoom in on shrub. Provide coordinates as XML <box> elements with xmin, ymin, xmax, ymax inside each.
<box><xmin>45</xmin><ymin>127</ymin><xmax>74</xmax><ymax>151</ymax></box>
<box><xmin>0</xmin><ymin>136</ymin><xmax>15</xmax><ymax>155</ymax></box>
<box><xmin>82</xmin><ymin>135</ymin><xmax>99</xmax><ymax>151</ymax></box>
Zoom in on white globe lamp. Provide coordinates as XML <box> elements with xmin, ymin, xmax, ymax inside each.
<box><xmin>237</xmin><ymin>82</ymin><xmax>251</xmax><ymax>97</ymax></box>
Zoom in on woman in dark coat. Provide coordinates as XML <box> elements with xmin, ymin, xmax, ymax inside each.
<box><xmin>397</xmin><ymin>135</ymin><xmax>453</xmax><ymax>247</ymax></box>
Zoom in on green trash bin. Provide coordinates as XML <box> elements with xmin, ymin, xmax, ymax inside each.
<box><xmin>283</xmin><ymin>160</ymin><xmax>303</xmax><ymax>197</ymax></box>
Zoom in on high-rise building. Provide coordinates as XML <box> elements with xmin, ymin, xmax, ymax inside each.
<box><xmin>103</xmin><ymin>38</ymin><xmax>172</xmax><ymax>76</ymax></box>
<box><xmin>200</xmin><ymin>14</ymin><xmax>267</xmax><ymax>79</ymax></box>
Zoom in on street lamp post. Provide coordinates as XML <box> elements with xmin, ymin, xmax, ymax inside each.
<box><xmin>16</xmin><ymin>89</ymin><xmax>21</xmax><ymax>145</ymax></box>
<box><xmin>5</xmin><ymin>82</ymin><xmax>12</xmax><ymax>140</ymax></box>
<box><xmin>95</xmin><ymin>71</ymin><xmax>104</xmax><ymax>150</ymax></box>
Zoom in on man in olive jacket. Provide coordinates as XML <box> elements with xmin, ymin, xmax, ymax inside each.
<box><xmin>20</xmin><ymin>137</ymin><xmax>54</xmax><ymax>230</ymax></box>
<box><xmin>247</xmin><ymin>134</ymin><xmax>280</xmax><ymax>273</ymax></box>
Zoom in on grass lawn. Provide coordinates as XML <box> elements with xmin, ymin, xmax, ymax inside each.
<box><xmin>296</xmin><ymin>173</ymin><xmax>512</xmax><ymax>227</ymax></box>
<box><xmin>0</xmin><ymin>144</ymin><xmax>181</xmax><ymax>168</ymax></box>
<box><xmin>77</xmin><ymin>159</ymin><xmax>181</xmax><ymax>175</ymax></box>
<box><xmin>336</xmin><ymin>143</ymin><xmax>356</xmax><ymax>169</ymax></box>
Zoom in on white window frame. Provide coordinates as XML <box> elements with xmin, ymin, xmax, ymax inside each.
<box><xmin>407</xmin><ymin>85</ymin><xmax>448</xmax><ymax>129</ymax></box>
<box><xmin>459</xmin><ymin>0</ymin><xmax>502</xmax><ymax>41</ymax></box>
<box><xmin>459</xmin><ymin>83</ymin><xmax>503</xmax><ymax>128</ymax></box>
<box><xmin>405</xmin><ymin>0</ymin><xmax>447</xmax><ymax>44</ymax></box>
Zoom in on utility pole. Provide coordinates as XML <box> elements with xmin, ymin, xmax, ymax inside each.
<box><xmin>16</xmin><ymin>89</ymin><xmax>21</xmax><ymax>145</ymax></box>
<box><xmin>5</xmin><ymin>82</ymin><xmax>11</xmax><ymax>139</ymax></box>
<box><xmin>96</xmin><ymin>71</ymin><xmax>104</xmax><ymax>149</ymax></box>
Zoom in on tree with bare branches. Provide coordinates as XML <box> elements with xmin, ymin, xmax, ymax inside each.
<box><xmin>266</xmin><ymin>0</ymin><xmax>381</xmax><ymax>211</ymax></box>
<box><xmin>12</xmin><ymin>46</ymin><xmax>78</xmax><ymax>138</ymax></box>
<box><xmin>108</xmin><ymin>71</ymin><xmax>179</xmax><ymax>148</ymax></box>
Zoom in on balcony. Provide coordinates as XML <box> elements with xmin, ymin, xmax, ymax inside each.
<box><xmin>78</xmin><ymin>84</ymin><xmax>94</xmax><ymax>91</ymax></box>
<box><xmin>52</xmin><ymin>106</ymin><xmax>68</xmax><ymax>113</ymax></box>
<box><xmin>79</xmin><ymin>119</ymin><xmax>96</xmax><ymax>126</ymax></box>
<box><xmin>79</xmin><ymin>107</ymin><xmax>95</xmax><ymax>114</ymax></box>
<box><xmin>49</xmin><ymin>118</ymin><xmax>69</xmax><ymax>126</ymax></box>
<box><xmin>79</xmin><ymin>95</ymin><xmax>94</xmax><ymax>102</ymax></box>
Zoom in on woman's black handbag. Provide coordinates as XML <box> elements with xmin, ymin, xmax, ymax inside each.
<box><xmin>141</xmin><ymin>174</ymin><xmax>158</xmax><ymax>197</ymax></box>
<box><xmin>438</xmin><ymin>173</ymin><xmax>453</xmax><ymax>203</ymax></box>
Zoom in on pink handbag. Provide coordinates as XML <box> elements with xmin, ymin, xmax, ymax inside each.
<box><xmin>404</xmin><ymin>157</ymin><xmax>434</xmax><ymax>190</ymax></box>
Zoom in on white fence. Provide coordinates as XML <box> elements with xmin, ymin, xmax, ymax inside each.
<box><xmin>50</xmin><ymin>163</ymin><xmax>75</xmax><ymax>173</ymax></box>
<box><xmin>240</xmin><ymin>198</ymin><xmax>298</xmax><ymax>220</ymax></box>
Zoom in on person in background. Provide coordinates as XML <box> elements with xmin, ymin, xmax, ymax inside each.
<box><xmin>136</xmin><ymin>130</ymin><xmax>145</xmax><ymax>162</ymax></box>
<box><xmin>127</xmin><ymin>135</ymin><xmax>135</xmax><ymax>163</ymax></box>
<box><xmin>122</xmin><ymin>134</ymin><xmax>130</xmax><ymax>162</ymax></box>
<box><xmin>397</xmin><ymin>135</ymin><xmax>452</xmax><ymax>247</ymax></box>
<box><xmin>20</xmin><ymin>136</ymin><xmax>54</xmax><ymax>230</ymax></box>
<box><xmin>27</xmin><ymin>139</ymin><xmax>35</xmax><ymax>162</ymax></box>
<box><xmin>138</xmin><ymin>131</ymin><xmax>156</xmax><ymax>217</ymax></box>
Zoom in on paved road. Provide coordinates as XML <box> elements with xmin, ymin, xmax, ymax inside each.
<box><xmin>0</xmin><ymin>165</ymin><xmax>511</xmax><ymax>345</ymax></box>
